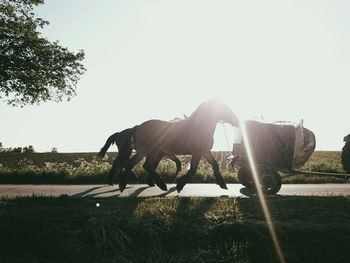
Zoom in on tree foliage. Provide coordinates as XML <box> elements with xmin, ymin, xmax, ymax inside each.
<box><xmin>0</xmin><ymin>0</ymin><xmax>86</xmax><ymax>106</ymax></box>
<box><xmin>0</xmin><ymin>143</ymin><xmax>35</xmax><ymax>153</ymax></box>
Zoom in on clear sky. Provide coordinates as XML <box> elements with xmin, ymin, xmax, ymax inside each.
<box><xmin>1</xmin><ymin>0</ymin><xmax>350</xmax><ymax>152</ymax></box>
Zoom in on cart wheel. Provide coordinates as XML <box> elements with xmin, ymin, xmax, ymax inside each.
<box><xmin>238</xmin><ymin>168</ymin><xmax>253</xmax><ymax>188</ymax></box>
<box><xmin>261</xmin><ymin>169</ymin><xmax>282</xmax><ymax>195</ymax></box>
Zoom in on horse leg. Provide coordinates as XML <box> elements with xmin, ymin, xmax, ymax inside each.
<box><xmin>143</xmin><ymin>158</ymin><xmax>155</xmax><ymax>188</ymax></box>
<box><xmin>107</xmin><ymin>158</ymin><xmax>122</xmax><ymax>186</ymax></box>
<box><xmin>108</xmin><ymin>143</ymin><xmax>134</xmax><ymax>185</ymax></box>
<box><xmin>144</xmin><ymin>154</ymin><xmax>159</xmax><ymax>187</ymax></box>
<box><xmin>118</xmin><ymin>145</ymin><xmax>136</xmax><ymax>180</ymax></box>
<box><xmin>203</xmin><ymin>151</ymin><xmax>228</xmax><ymax>189</ymax></box>
<box><xmin>176</xmin><ymin>154</ymin><xmax>201</xmax><ymax>193</ymax></box>
<box><xmin>145</xmin><ymin>152</ymin><xmax>180</xmax><ymax>187</ymax></box>
<box><xmin>143</xmin><ymin>153</ymin><xmax>167</xmax><ymax>191</ymax></box>
<box><xmin>168</xmin><ymin>154</ymin><xmax>182</xmax><ymax>178</ymax></box>
<box><xmin>119</xmin><ymin>152</ymin><xmax>144</xmax><ymax>192</ymax></box>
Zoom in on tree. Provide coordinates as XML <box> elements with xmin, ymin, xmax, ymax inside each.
<box><xmin>12</xmin><ymin>147</ymin><xmax>22</xmax><ymax>153</ymax></box>
<box><xmin>23</xmin><ymin>145</ymin><xmax>35</xmax><ymax>153</ymax></box>
<box><xmin>0</xmin><ymin>0</ymin><xmax>86</xmax><ymax>106</ymax></box>
<box><xmin>51</xmin><ymin>147</ymin><xmax>57</xmax><ymax>153</ymax></box>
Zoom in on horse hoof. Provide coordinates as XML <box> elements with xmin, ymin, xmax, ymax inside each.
<box><xmin>107</xmin><ymin>176</ymin><xmax>114</xmax><ymax>186</ymax></box>
<box><xmin>146</xmin><ymin>177</ymin><xmax>155</xmax><ymax>187</ymax></box>
<box><xmin>176</xmin><ymin>182</ymin><xmax>185</xmax><ymax>193</ymax></box>
<box><xmin>176</xmin><ymin>176</ymin><xmax>187</xmax><ymax>192</ymax></box>
<box><xmin>216</xmin><ymin>178</ymin><xmax>228</xmax><ymax>190</ymax></box>
<box><xmin>107</xmin><ymin>180</ymin><xmax>114</xmax><ymax>186</ymax></box>
<box><xmin>157</xmin><ymin>184</ymin><xmax>168</xmax><ymax>191</ymax></box>
<box><xmin>119</xmin><ymin>182</ymin><xmax>127</xmax><ymax>192</ymax></box>
<box><xmin>155</xmin><ymin>179</ymin><xmax>168</xmax><ymax>191</ymax></box>
<box><xmin>219</xmin><ymin>183</ymin><xmax>228</xmax><ymax>190</ymax></box>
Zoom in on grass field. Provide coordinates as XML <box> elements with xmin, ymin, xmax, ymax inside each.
<box><xmin>0</xmin><ymin>151</ymin><xmax>348</xmax><ymax>184</ymax></box>
<box><xmin>1</xmin><ymin>152</ymin><xmax>349</xmax><ymax>263</ymax></box>
<box><xmin>0</xmin><ymin>195</ymin><xmax>349</xmax><ymax>263</ymax></box>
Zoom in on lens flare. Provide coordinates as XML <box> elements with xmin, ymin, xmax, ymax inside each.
<box><xmin>239</xmin><ymin>120</ymin><xmax>286</xmax><ymax>263</ymax></box>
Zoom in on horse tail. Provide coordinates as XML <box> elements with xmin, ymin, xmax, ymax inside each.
<box><xmin>98</xmin><ymin>127</ymin><xmax>138</xmax><ymax>158</ymax></box>
<box><xmin>119</xmin><ymin>126</ymin><xmax>138</xmax><ymax>153</ymax></box>
<box><xmin>98</xmin><ymin>132</ymin><xmax>120</xmax><ymax>158</ymax></box>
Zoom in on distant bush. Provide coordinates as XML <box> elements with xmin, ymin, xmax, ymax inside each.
<box><xmin>23</xmin><ymin>145</ymin><xmax>35</xmax><ymax>153</ymax></box>
<box><xmin>0</xmin><ymin>157</ymin><xmax>111</xmax><ymax>184</ymax></box>
<box><xmin>51</xmin><ymin>147</ymin><xmax>58</xmax><ymax>153</ymax></box>
<box><xmin>0</xmin><ymin>144</ymin><xmax>35</xmax><ymax>153</ymax></box>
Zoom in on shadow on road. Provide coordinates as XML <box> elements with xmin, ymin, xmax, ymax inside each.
<box><xmin>129</xmin><ymin>186</ymin><xmax>149</xmax><ymax>197</ymax></box>
<box><xmin>72</xmin><ymin>186</ymin><xmax>106</xmax><ymax>198</ymax></box>
<box><xmin>72</xmin><ymin>186</ymin><xmax>130</xmax><ymax>198</ymax></box>
<box><xmin>239</xmin><ymin>187</ymin><xmax>283</xmax><ymax>198</ymax></box>
<box><xmin>158</xmin><ymin>186</ymin><xmax>177</xmax><ymax>197</ymax></box>
<box><xmin>83</xmin><ymin>188</ymin><xmax>120</xmax><ymax>198</ymax></box>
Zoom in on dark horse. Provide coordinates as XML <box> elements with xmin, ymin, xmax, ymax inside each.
<box><xmin>98</xmin><ymin>128</ymin><xmax>182</xmax><ymax>188</ymax></box>
<box><xmin>122</xmin><ymin>99</ymin><xmax>239</xmax><ymax>192</ymax></box>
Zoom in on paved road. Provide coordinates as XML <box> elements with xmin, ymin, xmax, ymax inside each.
<box><xmin>0</xmin><ymin>184</ymin><xmax>349</xmax><ymax>198</ymax></box>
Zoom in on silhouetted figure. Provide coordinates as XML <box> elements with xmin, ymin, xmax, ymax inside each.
<box><xmin>98</xmin><ymin>128</ymin><xmax>182</xmax><ymax>188</ymax></box>
<box><xmin>121</xmin><ymin>99</ymin><xmax>239</xmax><ymax>193</ymax></box>
<box><xmin>341</xmin><ymin>134</ymin><xmax>350</xmax><ymax>173</ymax></box>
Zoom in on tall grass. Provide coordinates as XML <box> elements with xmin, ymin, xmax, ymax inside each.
<box><xmin>1</xmin><ymin>196</ymin><xmax>350</xmax><ymax>262</ymax></box>
<box><xmin>0</xmin><ymin>151</ymin><xmax>348</xmax><ymax>184</ymax></box>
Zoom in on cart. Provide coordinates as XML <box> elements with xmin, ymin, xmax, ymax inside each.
<box><xmin>231</xmin><ymin>120</ymin><xmax>316</xmax><ymax>195</ymax></box>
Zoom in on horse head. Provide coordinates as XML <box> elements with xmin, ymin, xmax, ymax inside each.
<box><xmin>198</xmin><ymin>99</ymin><xmax>239</xmax><ymax>127</ymax></box>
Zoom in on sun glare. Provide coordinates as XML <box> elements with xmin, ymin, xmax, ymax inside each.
<box><xmin>239</xmin><ymin>120</ymin><xmax>286</xmax><ymax>263</ymax></box>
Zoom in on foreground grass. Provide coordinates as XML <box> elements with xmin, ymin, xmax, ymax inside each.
<box><xmin>0</xmin><ymin>151</ymin><xmax>348</xmax><ymax>184</ymax></box>
<box><xmin>0</xmin><ymin>196</ymin><xmax>350</xmax><ymax>263</ymax></box>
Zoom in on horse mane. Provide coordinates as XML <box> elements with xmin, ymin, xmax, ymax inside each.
<box><xmin>169</xmin><ymin>115</ymin><xmax>188</xmax><ymax>123</ymax></box>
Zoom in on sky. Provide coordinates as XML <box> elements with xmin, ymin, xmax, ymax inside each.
<box><xmin>1</xmin><ymin>0</ymin><xmax>350</xmax><ymax>152</ymax></box>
